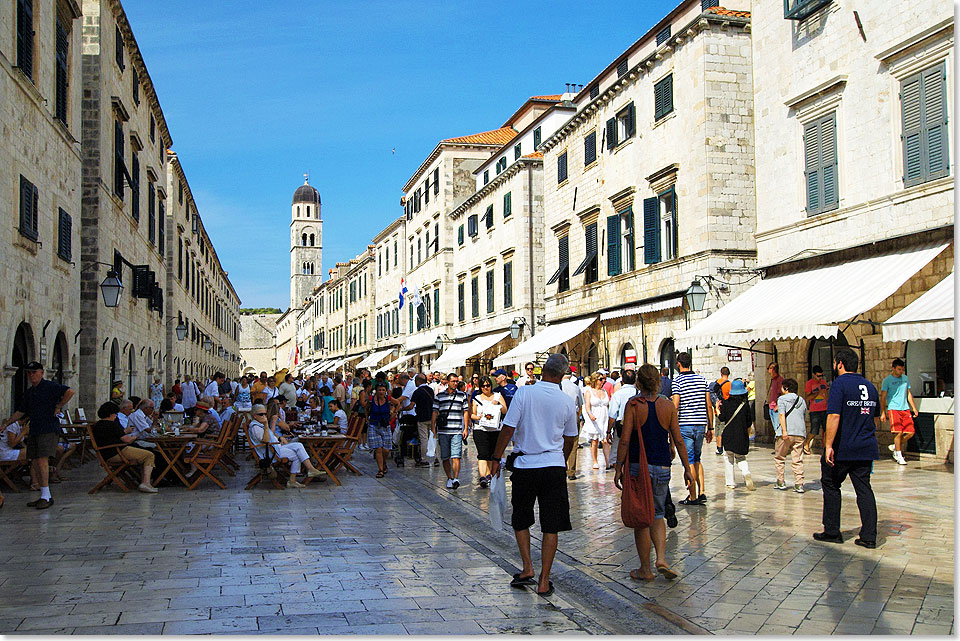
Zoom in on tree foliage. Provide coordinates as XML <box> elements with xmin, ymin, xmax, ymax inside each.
<box><xmin>240</xmin><ymin>307</ymin><xmax>283</xmax><ymax>315</ymax></box>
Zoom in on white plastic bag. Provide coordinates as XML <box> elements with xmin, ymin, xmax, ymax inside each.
<box><xmin>392</xmin><ymin>423</ymin><xmax>402</xmax><ymax>447</ymax></box>
<box><xmin>425</xmin><ymin>432</ymin><xmax>437</xmax><ymax>459</ymax></box>
<box><xmin>489</xmin><ymin>463</ymin><xmax>507</xmax><ymax>531</ymax></box>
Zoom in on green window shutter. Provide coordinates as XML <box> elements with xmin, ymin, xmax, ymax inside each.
<box><xmin>803</xmin><ymin>120</ymin><xmax>821</xmax><ymax>213</ymax></box>
<box><xmin>557</xmin><ymin>152</ymin><xmax>567</xmax><ymax>183</ymax></box>
<box><xmin>434</xmin><ymin>288</ymin><xmax>440</xmax><ymax>325</ymax></box>
<box><xmin>514</xmin><ymin>144</ymin><xmax>521</xmax><ymax>160</ymax></box>
<box><xmin>923</xmin><ymin>63</ymin><xmax>949</xmax><ymax>180</ymax></box>
<box><xmin>606</xmin><ymin>117</ymin><xmax>618</xmax><ymax>149</ymax></box>
<box><xmin>654</xmin><ymin>75</ymin><xmax>673</xmax><ymax>121</ymax></box>
<box><xmin>625</xmin><ymin>209</ymin><xmax>635</xmax><ymax>270</ymax></box>
<box><xmin>458</xmin><ymin>224</ymin><xmax>464</xmax><ymax>245</ymax></box>
<box><xmin>503</xmin><ymin>262</ymin><xmax>513</xmax><ymax>308</ymax></box>
<box><xmin>409</xmin><ymin>301</ymin><xmax>414</xmax><ymax>333</ymax></box>
<box><xmin>458</xmin><ymin>282</ymin><xmax>465</xmax><ymax>321</ymax></box>
<box><xmin>901</xmin><ymin>71</ymin><xmax>923</xmax><ymax>186</ymax></box>
<box><xmin>484</xmin><ymin>204</ymin><xmax>494</xmax><ymax>229</ymax></box>
<box><xmin>584</xmin><ymin>131</ymin><xmax>597</xmax><ymax>165</ymax></box>
<box><xmin>55</xmin><ymin>18</ymin><xmax>68</xmax><ymax>123</ymax></box>
<box><xmin>607</xmin><ymin>215</ymin><xmax>621</xmax><ymax>277</ymax></box>
<box><xmin>643</xmin><ymin>197</ymin><xmax>660</xmax><ymax>264</ymax></box>
<box><xmin>534</xmin><ymin>127</ymin><xmax>542</xmax><ymax>148</ymax></box>
<box><xmin>131</xmin><ymin>155</ymin><xmax>140</xmax><ymax>221</ymax></box>
<box><xmin>626</xmin><ymin>103</ymin><xmax>636</xmax><ymax>138</ymax></box>
<box><xmin>585</xmin><ymin>221</ymin><xmax>598</xmax><ymax>283</ymax></box>
<box><xmin>503</xmin><ymin>191</ymin><xmax>512</xmax><ymax>217</ymax></box>
<box><xmin>471</xmin><ymin>276</ymin><xmax>479</xmax><ymax>318</ymax></box>
<box><xmin>820</xmin><ymin>114</ymin><xmax>838</xmax><ymax>211</ymax></box>
<box><xmin>486</xmin><ymin>270</ymin><xmax>494</xmax><ymax>313</ymax></box>
<box><xmin>16</xmin><ymin>0</ymin><xmax>33</xmax><ymax>80</ymax></box>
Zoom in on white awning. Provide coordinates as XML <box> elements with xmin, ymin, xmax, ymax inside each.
<box><xmin>678</xmin><ymin>243</ymin><xmax>949</xmax><ymax>348</ymax></box>
<box><xmin>302</xmin><ymin>361</ymin><xmax>322</xmax><ymax>375</ymax></box>
<box><xmin>433</xmin><ymin>331</ymin><xmax>511</xmax><ymax>371</ymax></box>
<box><xmin>325</xmin><ymin>358</ymin><xmax>346</xmax><ymax>372</ymax></box>
<box><xmin>883</xmin><ymin>272</ymin><xmax>954</xmax><ymax>342</ymax></box>
<box><xmin>494</xmin><ymin>317</ymin><xmax>597</xmax><ymax>366</ymax></box>
<box><xmin>600</xmin><ymin>296</ymin><xmax>684</xmax><ymax>321</ymax></box>
<box><xmin>357</xmin><ymin>348</ymin><xmax>396</xmax><ymax>369</ymax></box>
<box><xmin>377</xmin><ymin>354</ymin><xmax>414</xmax><ymax>373</ymax></box>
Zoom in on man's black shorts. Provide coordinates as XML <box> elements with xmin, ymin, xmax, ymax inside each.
<box><xmin>510</xmin><ymin>466</ymin><xmax>571</xmax><ymax>534</ymax></box>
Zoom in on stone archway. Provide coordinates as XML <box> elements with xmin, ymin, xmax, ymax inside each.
<box><xmin>11</xmin><ymin>322</ymin><xmax>35</xmax><ymax>413</ymax></box>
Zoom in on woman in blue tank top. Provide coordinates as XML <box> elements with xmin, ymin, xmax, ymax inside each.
<box><xmin>367</xmin><ymin>383</ymin><xmax>397</xmax><ymax>478</ymax></box>
<box><xmin>615</xmin><ymin>364</ymin><xmax>695</xmax><ymax>582</ymax></box>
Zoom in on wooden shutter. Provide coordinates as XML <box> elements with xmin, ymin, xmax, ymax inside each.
<box><xmin>503</xmin><ymin>262</ymin><xmax>513</xmax><ymax>308</ymax></box>
<box><xmin>514</xmin><ymin>144</ymin><xmax>521</xmax><ymax>160</ymax></box>
<box><xmin>584</xmin><ymin>131</ymin><xmax>596</xmax><ymax>165</ymax></box>
<box><xmin>655</xmin><ymin>75</ymin><xmax>673</xmax><ymax>120</ymax></box>
<box><xmin>585</xmin><ymin>222</ymin><xmax>598</xmax><ymax>283</ymax></box>
<box><xmin>19</xmin><ymin>176</ymin><xmax>34</xmax><ymax>239</ymax></box>
<box><xmin>58</xmin><ymin>209</ymin><xmax>71</xmax><ymax>261</ymax></box>
<box><xmin>458</xmin><ymin>224</ymin><xmax>464</xmax><ymax>245</ymax></box>
<box><xmin>484</xmin><ymin>204</ymin><xmax>493</xmax><ymax>229</ymax></box>
<box><xmin>643</xmin><ymin>197</ymin><xmax>660</xmax><ymax>264</ymax></box>
<box><xmin>607</xmin><ymin>215</ymin><xmax>621</xmax><ymax>277</ymax></box>
<box><xmin>534</xmin><ymin>127</ymin><xmax>542</xmax><ymax>148</ymax></box>
<box><xmin>458</xmin><ymin>282</ymin><xmax>465</xmax><ymax>321</ymax></box>
<box><xmin>625</xmin><ymin>103</ymin><xmax>636</xmax><ymax>138</ymax></box>
<box><xmin>55</xmin><ymin>18</ymin><xmax>68</xmax><ymax>123</ymax></box>
<box><xmin>656</xmin><ymin>25</ymin><xmax>671</xmax><ymax>45</ymax></box>
<box><xmin>115</xmin><ymin>25</ymin><xmax>124</xmax><ymax>69</ymax></box>
<box><xmin>433</xmin><ymin>168</ymin><xmax>439</xmax><ymax>194</ymax></box>
<box><xmin>148</xmin><ymin>183</ymin><xmax>156</xmax><ymax>243</ymax></box>
<box><xmin>471</xmin><ymin>276</ymin><xmax>479</xmax><ymax>318</ymax></box>
<box><xmin>590</xmin><ymin>85</ymin><xmax>599</xmax><ymax>99</ymax></box>
<box><xmin>923</xmin><ymin>63</ymin><xmax>949</xmax><ymax>181</ymax></box>
<box><xmin>16</xmin><ymin>0</ymin><xmax>33</xmax><ymax>80</ymax></box>
<box><xmin>819</xmin><ymin>114</ymin><xmax>838</xmax><ymax>210</ymax></box>
<box><xmin>486</xmin><ymin>270</ymin><xmax>494</xmax><ymax>313</ymax></box>
<box><xmin>158</xmin><ymin>201</ymin><xmax>165</xmax><ymax>254</ymax></box>
<box><xmin>803</xmin><ymin>120</ymin><xmax>820</xmax><ymax>212</ymax></box>
<box><xmin>617</xmin><ymin>58</ymin><xmax>628</xmax><ymax>77</ymax></box>
<box><xmin>30</xmin><ymin>184</ymin><xmax>38</xmax><ymax>238</ymax></box>
<box><xmin>606</xmin><ymin>117</ymin><xmax>618</xmax><ymax>149</ymax></box>
<box><xmin>558</xmin><ymin>152</ymin><xmax>567</xmax><ymax>183</ymax></box>
<box><xmin>434</xmin><ymin>288</ymin><xmax>440</xmax><ymax>324</ymax></box>
<box><xmin>114</xmin><ymin>121</ymin><xmax>125</xmax><ymax>197</ymax></box>
<box><xmin>624</xmin><ymin>208</ymin><xmax>636</xmax><ymax>270</ymax></box>
<box><xmin>131</xmin><ymin>155</ymin><xmax>140</xmax><ymax>221</ymax></box>
<box><xmin>503</xmin><ymin>191</ymin><xmax>512</xmax><ymax>217</ymax></box>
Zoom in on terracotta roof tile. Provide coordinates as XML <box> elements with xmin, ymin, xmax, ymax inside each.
<box><xmin>705</xmin><ymin>6</ymin><xmax>750</xmax><ymax>18</ymax></box>
<box><xmin>529</xmin><ymin>94</ymin><xmax>562</xmax><ymax>101</ymax></box>
<box><xmin>443</xmin><ymin>127</ymin><xmax>518</xmax><ymax>145</ymax></box>
<box><xmin>522</xmin><ymin>152</ymin><xmax>543</xmax><ymax>159</ymax></box>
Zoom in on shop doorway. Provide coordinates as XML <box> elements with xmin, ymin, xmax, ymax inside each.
<box><xmin>659</xmin><ymin>338</ymin><xmax>676</xmax><ymax>375</ymax></box>
<box><xmin>808</xmin><ymin>332</ymin><xmax>852</xmax><ymax>383</ymax></box>
<box><xmin>620</xmin><ymin>343</ymin><xmax>636</xmax><ymax>371</ymax></box>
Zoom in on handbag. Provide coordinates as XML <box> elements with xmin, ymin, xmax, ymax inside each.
<box><xmin>620</xmin><ymin>401</ymin><xmax>655</xmax><ymax>529</ymax></box>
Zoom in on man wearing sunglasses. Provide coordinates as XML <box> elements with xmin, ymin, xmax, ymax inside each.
<box><xmin>516</xmin><ymin>362</ymin><xmax>538</xmax><ymax>387</ymax></box>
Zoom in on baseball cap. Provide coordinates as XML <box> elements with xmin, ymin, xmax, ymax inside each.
<box><xmin>24</xmin><ymin>361</ymin><xmax>43</xmax><ymax>371</ymax></box>
<box><xmin>598</xmin><ymin>368</ymin><xmax>609</xmax><ymax>375</ymax></box>
<box><xmin>493</xmin><ymin>368</ymin><xmax>508</xmax><ymax>376</ymax></box>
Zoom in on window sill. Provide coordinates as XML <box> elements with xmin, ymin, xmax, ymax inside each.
<box><xmin>612</xmin><ymin>137</ymin><xmax>635</xmax><ymax>155</ymax></box>
<box><xmin>14</xmin><ymin>232</ymin><xmax>40</xmax><ymax>256</ymax></box>
<box><xmin>557</xmin><ymin>178</ymin><xmax>569</xmax><ymax>188</ymax></box>
<box><xmin>653</xmin><ymin>111</ymin><xmax>676</xmax><ymax>129</ymax></box>
<box><xmin>584</xmin><ymin>160</ymin><xmax>598</xmax><ymax>171</ymax></box>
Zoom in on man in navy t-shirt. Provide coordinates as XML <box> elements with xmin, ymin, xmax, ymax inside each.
<box><xmin>814</xmin><ymin>348</ymin><xmax>879</xmax><ymax>549</ymax></box>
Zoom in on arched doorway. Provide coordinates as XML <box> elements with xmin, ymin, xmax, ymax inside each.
<box><xmin>659</xmin><ymin>338</ymin><xmax>676</xmax><ymax>375</ymax></box>
<box><xmin>11</xmin><ymin>322</ymin><xmax>34</xmax><ymax>412</ymax></box>
<box><xmin>585</xmin><ymin>343</ymin><xmax>599</xmax><ymax>375</ymax></box>
<box><xmin>127</xmin><ymin>345</ymin><xmax>136</xmax><ymax>399</ymax></box>
<box><xmin>808</xmin><ymin>332</ymin><xmax>851</xmax><ymax>383</ymax></box>
<box><xmin>52</xmin><ymin>332</ymin><xmax>68</xmax><ymax>385</ymax></box>
<box><xmin>109</xmin><ymin>339</ymin><xmax>119</xmax><ymax>388</ymax></box>
<box><xmin>620</xmin><ymin>343</ymin><xmax>636</xmax><ymax>372</ymax></box>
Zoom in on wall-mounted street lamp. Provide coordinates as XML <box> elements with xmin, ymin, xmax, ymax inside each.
<box><xmin>100</xmin><ymin>270</ymin><xmax>123</xmax><ymax>307</ymax></box>
<box><xmin>509</xmin><ymin>317</ymin><xmax>527</xmax><ymax>340</ymax></box>
<box><xmin>203</xmin><ymin>337</ymin><xmax>213</xmax><ymax>351</ymax></box>
<box><xmin>684</xmin><ymin>279</ymin><xmax>709</xmax><ymax>313</ymax></box>
<box><xmin>434</xmin><ymin>334</ymin><xmax>450</xmax><ymax>352</ymax></box>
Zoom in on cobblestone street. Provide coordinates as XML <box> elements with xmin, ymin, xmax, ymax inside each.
<box><xmin>0</xmin><ymin>442</ymin><xmax>952</xmax><ymax>635</ymax></box>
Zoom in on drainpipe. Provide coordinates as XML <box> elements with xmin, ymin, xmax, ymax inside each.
<box><xmin>527</xmin><ymin>164</ymin><xmax>536</xmax><ymax>336</ymax></box>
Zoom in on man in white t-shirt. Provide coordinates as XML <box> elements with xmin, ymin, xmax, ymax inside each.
<box><xmin>395</xmin><ymin>371</ymin><xmax>418</xmax><ymax>465</ymax></box>
<box><xmin>560</xmin><ymin>368</ymin><xmax>585</xmax><ymax>480</ymax></box>
<box><xmin>204</xmin><ymin>373</ymin><xmax>223</xmax><ymax>399</ymax></box>
<box><xmin>490</xmin><ymin>353</ymin><xmax>578</xmax><ymax>598</ymax></box>
<box><xmin>181</xmin><ymin>375</ymin><xmax>200</xmax><ymax>418</ymax></box>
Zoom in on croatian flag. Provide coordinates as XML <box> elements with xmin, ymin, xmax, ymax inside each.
<box><xmin>398</xmin><ymin>278</ymin><xmax>408</xmax><ymax>309</ymax></box>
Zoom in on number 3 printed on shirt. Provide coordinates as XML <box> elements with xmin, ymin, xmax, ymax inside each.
<box><xmin>859</xmin><ymin>385</ymin><xmax>869</xmax><ymax>401</ymax></box>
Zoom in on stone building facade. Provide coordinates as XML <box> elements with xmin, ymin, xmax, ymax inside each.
<box><xmin>534</xmin><ymin>0</ymin><xmax>756</xmax><ymax>379</ymax></box>
<box><xmin>0</xmin><ymin>0</ymin><xmax>83</xmax><ymax>419</ymax></box>
<box><xmin>240</xmin><ymin>313</ymin><xmax>279</xmax><ymax>376</ymax></box>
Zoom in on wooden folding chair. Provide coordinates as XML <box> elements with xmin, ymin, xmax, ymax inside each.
<box><xmin>87</xmin><ymin>426</ymin><xmax>140</xmax><ymax>494</ymax></box>
<box><xmin>244</xmin><ymin>427</ymin><xmax>290</xmax><ymax>490</ymax></box>
<box><xmin>183</xmin><ymin>425</ymin><xmax>231</xmax><ymax>490</ymax></box>
<box><xmin>328</xmin><ymin>419</ymin><xmax>363</xmax><ymax>477</ymax></box>
<box><xmin>215</xmin><ymin>416</ymin><xmax>241</xmax><ymax>476</ymax></box>
<box><xmin>0</xmin><ymin>458</ymin><xmax>28</xmax><ymax>492</ymax></box>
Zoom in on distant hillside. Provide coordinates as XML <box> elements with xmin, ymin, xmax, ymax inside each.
<box><xmin>241</xmin><ymin>307</ymin><xmax>283</xmax><ymax>315</ymax></box>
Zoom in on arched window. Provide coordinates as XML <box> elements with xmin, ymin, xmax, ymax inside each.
<box><xmin>297</xmin><ymin>206</ymin><xmax>300</xmax><ymax>217</ymax></box>
<box><xmin>307</xmin><ymin>206</ymin><xmax>311</xmax><ymax>217</ymax></box>
<box><xmin>659</xmin><ymin>338</ymin><xmax>676</xmax><ymax>375</ymax></box>
<box><xmin>11</xmin><ymin>322</ymin><xmax>34</xmax><ymax>412</ymax></box>
<box><xmin>128</xmin><ymin>346</ymin><xmax>136</xmax><ymax>398</ymax></box>
<box><xmin>301</xmin><ymin>233</ymin><xmax>307</xmax><ymax>246</ymax></box>
<box><xmin>52</xmin><ymin>332</ymin><xmax>68</xmax><ymax>385</ymax></box>
<box><xmin>309</xmin><ymin>234</ymin><xmax>315</xmax><ymax>246</ymax></box>
<box><xmin>620</xmin><ymin>343</ymin><xmax>635</xmax><ymax>372</ymax></box>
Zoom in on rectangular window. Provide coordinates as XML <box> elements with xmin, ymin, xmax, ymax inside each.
<box><xmin>547</xmin><ymin>236</ymin><xmax>570</xmax><ymax>292</ymax></box>
<box><xmin>16</xmin><ymin>0</ymin><xmax>34</xmax><ymax>81</ymax></box>
<box><xmin>130</xmin><ymin>154</ymin><xmax>140</xmax><ymax>221</ymax></box>
<box><xmin>584</xmin><ymin>131</ymin><xmax>597</xmax><ymax>166</ymax></box>
<box><xmin>409</xmin><ymin>300</ymin><xmax>414</xmax><ymax>334</ymax></box>
<box><xmin>572</xmin><ymin>222</ymin><xmax>599</xmax><ymax>284</ymax></box>
<box><xmin>656</xmin><ymin>25</ymin><xmax>671</xmax><ymax>45</ymax></box>
<box><xmin>471</xmin><ymin>276</ymin><xmax>479</xmax><ymax>318</ymax></box>
<box><xmin>393</xmin><ymin>240</ymin><xmax>397</xmax><ymax>266</ymax></box>
<box><xmin>533</xmin><ymin>126</ymin><xmax>542</xmax><ymax>148</ymax></box>
<box><xmin>606</xmin><ymin>115</ymin><xmax>619</xmax><ymax>150</ymax></box>
<box><xmin>458</xmin><ymin>224</ymin><xmax>464</xmax><ymax>245</ymax></box>
<box><xmin>434</xmin><ymin>286</ymin><xmax>440</xmax><ymax>325</ymax></box>
<box><xmin>468</xmin><ymin>214</ymin><xmax>478</xmax><ymax>237</ymax></box>
<box><xmin>410</xmin><ymin>243</ymin><xmax>414</xmax><ymax>269</ymax></box>
<box><xmin>484</xmin><ymin>204</ymin><xmax>494</xmax><ymax>229</ymax></box>
<box><xmin>617</xmin><ymin>58</ymin><xmax>628</xmax><ymax>78</ymax></box>
<box><xmin>18</xmin><ymin>175</ymin><xmax>39</xmax><ymax>241</ymax></box>
<box><xmin>57</xmin><ymin>208</ymin><xmax>71</xmax><ymax>261</ymax></box>
<box><xmin>654</xmin><ymin>75</ymin><xmax>674</xmax><ymax>121</ymax></box>
<box><xmin>115</xmin><ymin>25</ymin><xmax>124</xmax><ymax>70</ymax></box>
<box><xmin>557</xmin><ymin>151</ymin><xmax>568</xmax><ymax>183</ymax></box>
<box><xmin>611</xmin><ymin>102</ymin><xmax>636</xmax><ymax>147</ymax></box>
<box><xmin>902</xmin><ymin>63</ymin><xmax>949</xmax><ymax>187</ymax></box>
<box><xmin>114</xmin><ymin>120</ymin><xmax>125</xmax><ymax>199</ymax></box>
<box><xmin>147</xmin><ymin>182</ymin><xmax>155</xmax><ymax>244</ymax></box>
<box><xmin>804</xmin><ymin>113</ymin><xmax>839</xmax><ymax>214</ymax></box>
<box><xmin>486</xmin><ymin>269</ymin><xmax>495</xmax><ymax>313</ymax></box>
<box><xmin>417</xmin><ymin>237</ymin><xmax>422</xmax><ymax>264</ymax></box>
<box><xmin>178</xmin><ymin>237</ymin><xmax>183</xmax><ymax>280</ymax></box>
<box><xmin>150</xmin><ymin>114</ymin><xmax>155</xmax><ymax>143</ymax></box>
<box><xmin>433</xmin><ymin>223</ymin><xmax>439</xmax><ymax>251</ymax></box>
<box><xmin>644</xmin><ymin>189</ymin><xmax>678</xmax><ymax>264</ymax></box>
<box><xmin>158</xmin><ymin>200</ymin><xmax>165</xmax><ymax>255</ymax></box>
<box><xmin>503</xmin><ymin>191</ymin><xmax>512</xmax><ymax>218</ymax></box>
<box><xmin>514</xmin><ymin>143</ymin><xmax>521</xmax><ymax>160</ymax></box>
<box><xmin>433</xmin><ymin>167</ymin><xmax>439</xmax><ymax>195</ymax></box>
<box><xmin>54</xmin><ymin>17</ymin><xmax>68</xmax><ymax>124</ymax></box>
<box><xmin>132</xmin><ymin>68</ymin><xmax>140</xmax><ymax>105</ymax></box>
<box><xmin>702</xmin><ymin>0</ymin><xmax>719</xmax><ymax>8</ymax></box>
<box><xmin>425</xmin><ymin>229</ymin><xmax>430</xmax><ymax>256</ymax></box>
<box><xmin>458</xmin><ymin>282</ymin><xmax>465</xmax><ymax>322</ymax></box>
<box><xmin>483</xmin><ymin>170</ymin><xmax>489</xmax><ymax>185</ymax></box>
<box><xmin>424</xmin><ymin>176</ymin><xmax>430</xmax><ymax>204</ymax></box>
<box><xmin>590</xmin><ymin>85</ymin><xmax>599</xmax><ymax>100</ymax></box>
<box><xmin>178</xmin><ymin>181</ymin><xmax>183</xmax><ymax>204</ymax></box>
<box><xmin>503</xmin><ymin>261</ymin><xmax>513</xmax><ymax>309</ymax></box>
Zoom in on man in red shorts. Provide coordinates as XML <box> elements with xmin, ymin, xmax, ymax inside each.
<box><xmin>880</xmin><ymin>358</ymin><xmax>919</xmax><ymax>465</ymax></box>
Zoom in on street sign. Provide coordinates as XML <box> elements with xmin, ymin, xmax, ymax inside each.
<box><xmin>727</xmin><ymin>348</ymin><xmax>742</xmax><ymax>362</ymax></box>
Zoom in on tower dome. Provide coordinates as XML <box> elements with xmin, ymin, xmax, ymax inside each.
<box><xmin>292</xmin><ymin>176</ymin><xmax>321</xmax><ymax>205</ymax></box>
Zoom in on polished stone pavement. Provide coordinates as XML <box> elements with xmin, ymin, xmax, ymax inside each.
<box><xmin>0</xmin><ymin>438</ymin><xmax>952</xmax><ymax>635</ymax></box>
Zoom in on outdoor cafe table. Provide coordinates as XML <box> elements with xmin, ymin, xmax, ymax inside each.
<box><xmin>144</xmin><ymin>434</ymin><xmax>196</xmax><ymax>486</ymax></box>
<box><xmin>60</xmin><ymin>423</ymin><xmax>92</xmax><ymax>464</ymax></box>
<box><xmin>296</xmin><ymin>434</ymin><xmax>348</xmax><ymax>486</ymax></box>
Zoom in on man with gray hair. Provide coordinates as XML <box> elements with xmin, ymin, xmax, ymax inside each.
<box><xmin>490</xmin><ymin>353</ymin><xmax>579</xmax><ymax>597</ymax></box>
<box><xmin>116</xmin><ymin>399</ymin><xmax>135</xmax><ymax>429</ymax></box>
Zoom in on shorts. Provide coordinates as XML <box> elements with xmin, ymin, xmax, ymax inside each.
<box><xmin>438</xmin><ymin>433</ymin><xmax>463</xmax><ymax>460</ymax></box>
<box><xmin>367</xmin><ymin>423</ymin><xmax>393</xmax><ymax>450</ymax></box>
<box><xmin>473</xmin><ymin>430</ymin><xmax>500</xmax><ymax>461</ymax></box>
<box><xmin>26</xmin><ymin>432</ymin><xmax>59</xmax><ymax>459</ymax></box>
<box><xmin>889</xmin><ymin>409</ymin><xmax>915</xmax><ymax>434</ymax></box>
<box><xmin>0</xmin><ymin>449</ymin><xmax>22</xmax><ymax>461</ymax></box>
<box><xmin>679</xmin><ymin>425</ymin><xmax>706</xmax><ymax>464</ymax></box>
<box><xmin>809</xmin><ymin>410</ymin><xmax>827</xmax><ymax>435</ymax></box>
<box><xmin>510</xmin><ymin>466</ymin><xmax>572</xmax><ymax>534</ymax></box>
<box><xmin>629</xmin><ymin>463</ymin><xmax>672</xmax><ymax>520</ymax></box>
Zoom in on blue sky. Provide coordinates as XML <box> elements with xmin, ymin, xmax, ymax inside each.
<box><xmin>124</xmin><ymin>0</ymin><xmax>670</xmax><ymax>309</ymax></box>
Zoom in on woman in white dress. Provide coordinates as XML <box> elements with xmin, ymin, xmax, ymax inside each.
<box><xmin>581</xmin><ymin>372</ymin><xmax>611</xmax><ymax>469</ymax></box>
<box><xmin>149</xmin><ymin>378</ymin><xmax>164</xmax><ymax>407</ymax></box>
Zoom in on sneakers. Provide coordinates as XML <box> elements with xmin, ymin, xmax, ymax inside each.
<box><xmin>415</xmin><ymin>461</ymin><xmax>430</xmax><ymax>468</ymax></box>
<box><xmin>774</xmin><ymin>480</ymin><xmax>787</xmax><ymax>490</ymax></box>
<box><xmin>744</xmin><ymin>475</ymin><xmax>755</xmax><ymax>491</ymax></box>
<box><xmin>286</xmin><ymin>479</ymin><xmax>305</xmax><ymax>488</ymax></box>
<box><xmin>664</xmin><ymin>497</ymin><xmax>678</xmax><ymax>529</ymax></box>
<box><xmin>895</xmin><ymin>452</ymin><xmax>907</xmax><ymax>465</ymax></box>
<box><xmin>794</xmin><ymin>484</ymin><xmax>805</xmax><ymax>493</ymax></box>
<box><xmin>445</xmin><ymin>479</ymin><xmax>454</xmax><ymax>489</ymax></box>
<box><xmin>138</xmin><ymin>483</ymin><xmax>158</xmax><ymax>493</ymax></box>
<box><xmin>452</xmin><ymin>478</ymin><xmax>460</xmax><ymax>490</ymax></box>
<box><xmin>479</xmin><ymin>476</ymin><xmax>489</xmax><ymax>488</ymax></box>
<box><xmin>888</xmin><ymin>443</ymin><xmax>896</xmax><ymax>452</ymax></box>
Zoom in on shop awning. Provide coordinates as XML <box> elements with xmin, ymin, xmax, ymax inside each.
<box><xmin>882</xmin><ymin>272</ymin><xmax>954</xmax><ymax>342</ymax></box>
<box><xmin>301</xmin><ymin>361</ymin><xmax>322</xmax><ymax>375</ymax></box>
<box><xmin>377</xmin><ymin>354</ymin><xmax>414</xmax><ymax>373</ymax></box>
<box><xmin>494</xmin><ymin>317</ymin><xmax>597</xmax><ymax>366</ymax></box>
<box><xmin>325</xmin><ymin>358</ymin><xmax>346</xmax><ymax>372</ymax></box>
<box><xmin>433</xmin><ymin>331</ymin><xmax>511</xmax><ymax>371</ymax></box>
<box><xmin>357</xmin><ymin>348</ymin><xmax>396</xmax><ymax>369</ymax></box>
<box><xmin>677</xmin><ymin>243</ymin><xmax>949</xmax><ymax>348</ymax></box>
<box><xmin>599</xmin><ymin>295</ymin><xmax>685</xmax><ymax>321</ymax></box>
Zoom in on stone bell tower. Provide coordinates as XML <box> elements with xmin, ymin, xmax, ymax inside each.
<box><xmin>290</xmin><ymin>175</ymin><xmax>323</xmax><ymax>310</ymax></box>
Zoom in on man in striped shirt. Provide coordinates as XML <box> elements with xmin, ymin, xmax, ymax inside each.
<box><xmin>671</xmin><ymin>352</ymin><xmax>713</xmax><ymax>505</ymax></box>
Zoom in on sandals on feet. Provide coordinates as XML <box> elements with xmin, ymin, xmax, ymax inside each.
<box><xmin>510</xmin><ymin>573</ymin><xmax>537</xmax><ymax>588</ymax></box>
<box><xmin>656</xmin><ymin>565</ymin><xmax>679</xmax><ymax>580</ymax></box>
<box><xmin>629</xmin><ymin>569</ymin><xmax>656</xmax><ymax>582</ymax></box>
<box><xmin>375</xmin><ymin>470</ymin><xmax>385</xmax><ymax>478</ymax></box>
<box><xmin>536</xmin><ymin>581</ymin><xmax>554</xmax><ymax>597</ymax></box>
